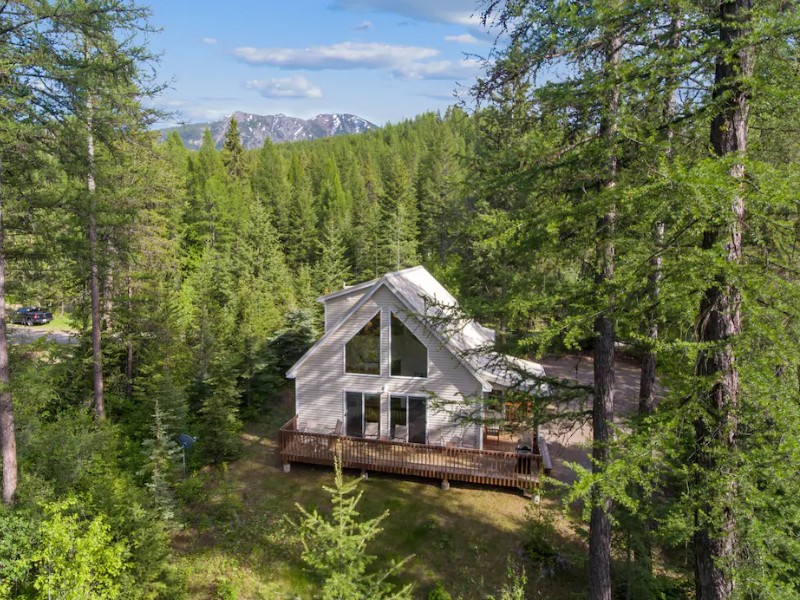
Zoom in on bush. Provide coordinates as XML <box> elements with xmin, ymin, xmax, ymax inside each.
<box><xmin>428</xmin><ymin>582</ymin><xmax>452</xmax><ymax>600</ymax></box>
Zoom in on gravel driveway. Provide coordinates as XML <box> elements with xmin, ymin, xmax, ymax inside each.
<box><xmin>537</xmin><ymin>354</ymin><xmax>655</xmax><ymax>484</ymax></box>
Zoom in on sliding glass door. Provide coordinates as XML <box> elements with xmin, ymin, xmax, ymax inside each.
<box><xmin>390</xmin><ymin>395</ymin><xmax>426</xmax><ymax>443</ymax></box>
<box><xmin>345</xmin><ymin>391</ymin><xmax>380</xmax><ymax>438</ymax></box>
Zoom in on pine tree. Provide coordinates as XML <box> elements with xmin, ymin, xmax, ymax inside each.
<box><xmin>139</xmin><ymin>400</ymin><xmax>181</xmax><ymax>524</ymax></box>
<box><xmin>314</xmin><ymin>222</ymin><xmax>352</xmax><ymax>296</ymax></box>
<box><xmin>222</xmin><ymin>115</ymin><xmax>245</xmax><ymax>180</ymax></box>
<box><xmin>251</xmin><ymin>138</ymin><xmax>291</xmax><ymax>238</ymax></box>
<box><xmin>379</xmin><ymin>154</ymin><xmax>418</xmax><ymax>272</ymax></box>
<box><xmin>291</xmin><ymin>453</ymin><xmax>412</xmax><ymax>600</ymax></box>
<box><xmin>287</xmin><ymin>155</ymin><xmax>318</xmax><ymax>267</ymax></box>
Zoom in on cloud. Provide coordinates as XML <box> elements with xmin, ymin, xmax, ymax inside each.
<box><xmin>200</xmin><ymin>37</ymin><xmax>218</xmax><ymax>45</ymax></box>
<box><xmin>330</xmin><ymin>0</ymin><xmax>480</xmax><ymax>27</ymax></box>
<box><xmin>354</xmin><ymin>20</ymin><xmax>373</xmax><ymax>31</ymax></box>
<box><xmin>444</xmin><ymin>33</ymin><xmax>482</xmax><ymax>44</ymax></box>
<box><xmin>233</xmin><ymin>42</ymin><xmax>438</xmax><ymax>70</ymax></box>
<box><xmin>393</xmin><ymin>58</ymin><xmax>481</xmax><ymax>80</ymax></box>
<box><xmin>245</xmin><ymin>75</ymin><xmax>323</xmax><ymax>99</ymax></box>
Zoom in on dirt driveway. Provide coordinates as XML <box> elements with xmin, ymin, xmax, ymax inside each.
<box><xmin>536</xmin><ymin>354</ymin><xmax>651</xmax><ymax>484</ymax></box>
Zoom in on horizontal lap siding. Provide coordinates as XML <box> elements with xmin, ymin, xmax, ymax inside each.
<box><xmin>296</xmin><ymin>286</ymin><xmax>484</xmax><ymax>447</ymax></box>
<box><xmin>324</xmin><ymin>291</ymin><xmax>366</xmax><ymax>331</ymax></box>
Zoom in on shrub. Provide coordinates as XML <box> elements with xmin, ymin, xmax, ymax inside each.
<box><xmin>428</xmin><ymin>582</ymin><xmax>452</xmax><ymax>600</ymax></box>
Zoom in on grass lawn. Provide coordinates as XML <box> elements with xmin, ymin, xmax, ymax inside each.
<box><xmin>174</xmin><ymin>401</ymin><xmax>589</xmax><ymax>600</ymax></box>
<box><xmin>35</xmin><ymin>312</ymin><xmax>75</xmax><ymax>332</ymax></box>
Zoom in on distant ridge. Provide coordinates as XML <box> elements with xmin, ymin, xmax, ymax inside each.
<box><xmin>161</xmin><ymin>112</ymin><xmax>377</xmax><ymax>149</ymax></box>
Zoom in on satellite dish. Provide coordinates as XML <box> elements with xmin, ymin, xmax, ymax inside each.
<box><xmin>177</xmin><ymin>434</ymin><xmax>197</xmax><ymax>450</ymax></box>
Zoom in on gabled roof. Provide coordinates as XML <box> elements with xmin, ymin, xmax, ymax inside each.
<box><xmin>287</xmin><ymin>265</ymin><xmax>546</xmax><ymax>390</ymax></box>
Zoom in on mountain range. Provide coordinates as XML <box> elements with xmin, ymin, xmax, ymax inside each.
<box><xmin>161</xmin><ymin>112</ymin><xmax>377</xmax><ymax>150</ymax></box>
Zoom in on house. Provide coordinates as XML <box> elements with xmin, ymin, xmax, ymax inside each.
<box><xmin>281</xmin><ymin>265</ymin><xmax>551</xmax><ymax>490</ymax></box>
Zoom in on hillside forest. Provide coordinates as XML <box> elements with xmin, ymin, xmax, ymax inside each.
<box><xmin>2</xmin><ymin>1</ymin><xmax>800</xmax><ymax>599</ymax></box>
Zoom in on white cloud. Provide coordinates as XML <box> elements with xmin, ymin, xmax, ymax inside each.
<box><xmin>354</xmin><ymin>20</ymin><xmax>373</xmax><ymax>31</ymax></box>
<box><xmin>330</xmin><ymin>0</ymin><xmax>480</xmax><ymax>27</ymax></box>
<box><xmin>233</xmin><ymin>42</ymin><xmax>438</xmax><ymax>70</ymax></box>
<box><xmin>245</xmin><ymin>75</ymin><xmax>323</xmax><ymax>99</ymax></box>
<box><xmin>444</xmin><ymin>33</ymin><xmax>481</xmax><ymax>44</ymax></box>
<box><xmin>393</xmin><ymin>58</ymin><xmax>481</xmax><ymax>80</ymax></box>
<box><xmin>200</xmin><ymin>37</ymin><xmax>218</xmax><ymax>45</ymax></box>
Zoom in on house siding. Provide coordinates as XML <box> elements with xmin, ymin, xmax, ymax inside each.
<box><xmin>324</xmin><ymin>289</ymin><xmax>368</xmax><ymax>331</ymax></box>
<box><xmin>294</xmin><ymin>285</ymin><xmax>484</xmax><ymax>448</ymax></box>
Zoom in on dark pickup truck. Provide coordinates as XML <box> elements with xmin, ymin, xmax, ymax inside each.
<box><xmin>11</xmin><ymin>307</ymin><xmax>53</xmax><ymax>326</ymax></box>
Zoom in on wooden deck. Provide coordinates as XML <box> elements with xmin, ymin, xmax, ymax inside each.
<box><xmin>279</xmin><ymin>417</ymin><xmax>545</xmax><ymax>490</ymax></box>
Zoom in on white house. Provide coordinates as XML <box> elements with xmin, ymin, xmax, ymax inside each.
<box><xmin>286</xmin><ymin>265</ymin><xmax>547</xmax><ymax>451</ymax></box>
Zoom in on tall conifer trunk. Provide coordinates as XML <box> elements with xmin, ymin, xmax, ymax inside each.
<box><xmin>0</xmin><ymin>159</ymin><xmax>17</xmax><ymax>504</ymax></box>
<box><xmin>639</xmin><ymin>220</ymin><xmax>663</xmax><ymax>416</ymax></box>
<box><xmin>589</xmin><ymin>26</ymin><xmax>621</xmax><ymax>600</ymax></box>
<box><xmin>694</xmin><ymin>1</ymin><xmax>752</xmax><ymax>597</ymax></box>
<box><xmin>87</xmin><ymin>93</ymin><xmax>105</xmax><ymax>421</ymax></box>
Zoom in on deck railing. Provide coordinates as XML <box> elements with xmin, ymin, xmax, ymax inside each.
<box><xmin>279</xmin><ymin>416</ymin><xmax>543</xmax><ymax>490</ymax></box>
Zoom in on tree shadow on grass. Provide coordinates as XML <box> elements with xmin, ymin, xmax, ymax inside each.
<box><xmin>175</xmin><ymin>402</ymin><xmax>592</xmax><ymax>600</ymax></box>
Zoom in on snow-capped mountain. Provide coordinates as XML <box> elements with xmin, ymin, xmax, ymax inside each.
<box><xmin>161</xmin><ymin>112</ymin><xmax>377</xmax><ymax>149</ymax></box>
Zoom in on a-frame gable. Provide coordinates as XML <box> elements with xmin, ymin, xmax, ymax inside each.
<box><xmin>286</xmin><ymin>278</ymin><xmax>492</xmax><ymax>391</ymax></box>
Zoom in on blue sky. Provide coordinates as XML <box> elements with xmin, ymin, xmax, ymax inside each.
<box><xmin>147</xmin><ymin>0</ymin><xmax>493</xmax><ymax>127</ymax></box>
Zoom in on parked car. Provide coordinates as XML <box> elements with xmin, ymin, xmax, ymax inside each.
<box><xmin>11</xmin><ymin>307</ymin><xmax>53</xmax><ymax>326</ymax></box>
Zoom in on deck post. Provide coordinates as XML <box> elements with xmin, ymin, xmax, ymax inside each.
<box><xmin>441</xmin><ymin>478</ymin><xmax>450</xmax><ymax>491</ymax></box>
<box><xmin>283</xmin><ymin>462</ymin><xmax>291</xmax><ymax>473</ymax></box>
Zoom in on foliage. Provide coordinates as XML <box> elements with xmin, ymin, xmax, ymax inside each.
<box><xmin>427</xmin><ymin>582</ymin><xmax>452</xmax><ymax>600</ymax></box>
<box><xmin>32</xmin><ymin>499</ymin><xmax>127</xmax><ymax>600</ymax></box>
<box><xmin>290</xmin><ymin>453</ymin><xmax>412</xmax><ymax>600</ymax></box>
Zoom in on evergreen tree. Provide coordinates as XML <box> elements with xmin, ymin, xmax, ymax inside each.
<box><xmin>379</xmin><ymin>154</ymin><xmax>418</xmax><ymax>272</ymax></box>
<box><xmin>222</xmin><ymin>116</ymin><xmax>245</xmax><ymax>180</ymax></box>
<box><xmin>318</xmin><ymin>157</ymin><xmax>351</xmax><ymax>232</ymax></box>
<box><xmin>251</xmin><ymin>138</ymin><xmax>291</xmax><ymax>238</ymax></box>
<box><xmin>292</xmin><ymin>454</ymin><xmax>412</xmax><ymax>600</ymax></box>
<box><xmin>139</xmin><ymin>400</ymin><xmax>180</xmax><ymax>525</ymax></box>
<box><xmin>314</xmin><ymin>222</ymin><xmax>352</xmax><ymax>296</ymax></box>
<box><xmin>286</xmin><ymin>155</ymin><xmax>318</xmax><ymax>267</ymax></box>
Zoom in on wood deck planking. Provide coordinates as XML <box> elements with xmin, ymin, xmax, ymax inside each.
<box><xmin>279</xmin><ymin>417</ymin><xmax>542</xmax><ymax>489</ymax></box>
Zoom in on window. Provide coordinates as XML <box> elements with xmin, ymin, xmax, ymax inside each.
<box><xmin>345</xmin><ymin>312</ymin><xmax>381</xmax><ymax>375</ymax></box>
<box><xmin>390</xmin><ymin>313</ymin><xmax>427</xmax><ymax>378</ymax></box>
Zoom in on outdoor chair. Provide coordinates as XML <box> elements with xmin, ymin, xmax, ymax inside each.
<box><xmin>392</xmin><ymin>424</ymin><xmax>408</xmax><ymax>442</ymax></box>
<box><xmin>364</xmin><ymin>422</ymin><xmax>379</xmax><ymax>439</ymax></box>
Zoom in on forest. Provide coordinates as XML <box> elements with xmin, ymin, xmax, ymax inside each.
<box><xmin>2</xmin><ymin>0</ymin><xmax>800</xmax><ymax>599</ymax></box>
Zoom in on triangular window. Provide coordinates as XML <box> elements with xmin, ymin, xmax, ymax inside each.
<box><xmin>390</xmin><ymin>313</ymin><xmax>428</xmax><ymax>378</ymax></box>
<box><xmin>345</xmin><ymin>312</ymin><xmax>381</xmax><ymax>375</ymax></box>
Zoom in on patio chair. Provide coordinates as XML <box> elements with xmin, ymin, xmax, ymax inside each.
<box><xmin>364</xmin><ymin>422</ymin><xmax>379</xmax><ymax>439</ymax></box>
<box><xmin>446</xmin><ymin>436</ymin><xmax>462</xmax><ymax>448</ymax></box>
<box><xmin>328</xmin><ymin>419</ymin><xmax>343</xmax><ymax>450</ymax></box>
<box><xmin>392</xmin><ymin>424</ymin><xmax>407</xmax><ymax>442</ymax></box>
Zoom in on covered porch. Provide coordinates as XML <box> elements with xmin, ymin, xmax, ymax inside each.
<box><xmin>279</xmin><ymin>416</ymin><xmax>549</xmax><ymax>490</ymax></box>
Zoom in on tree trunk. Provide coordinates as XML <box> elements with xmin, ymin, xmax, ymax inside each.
<box><xmin>639</xmin><ymin>221</ymin><xmax>663</xmax><ymax>415</ymax></box>
<box><xmin>589</xmin><ymin>27</ymin><xmax>621</xmax><ymax>600</ymax></box>
<box><xmin>87</xmin><ymin>94</ymin><xmax>105</xmax><ymax>421</ymax></box>
<box><xmin>640</xmin><ymin>10</ymin><xmax>680</xmax><ymax>416</ymax></box>
<box><xmin>694</xmin><ymin>1</ymin><xmax>752</xmax><ymax>598</ymax></box>
<box><xmin>0</xmin><ymin>159</ymin><xmax>17</xmax><ymax>504</ymax></box>
<box><xmin>125</xmin><ymin>275</ymin><xmax>134</xmax><ymax>399</ymax></box>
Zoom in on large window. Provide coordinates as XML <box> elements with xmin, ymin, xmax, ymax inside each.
<box><xmin>390</xmin><ymin>313</ymin><xmax>427</xmax><ymax>378</ymax></box>
<box><xmin>345</xmin><ymin>312</ymin><xmax>381</xmax><ymax>375</ymax></box>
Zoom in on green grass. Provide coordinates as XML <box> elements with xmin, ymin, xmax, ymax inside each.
<box><xmin>38</xmin><ymin>312</ymin><xmax>75</xmax><ymax>331</ymax></box>
<box><xmin>174</xmin><ymin>402</ymin><xmax>589</xmax><ymax>600</ymax></box>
